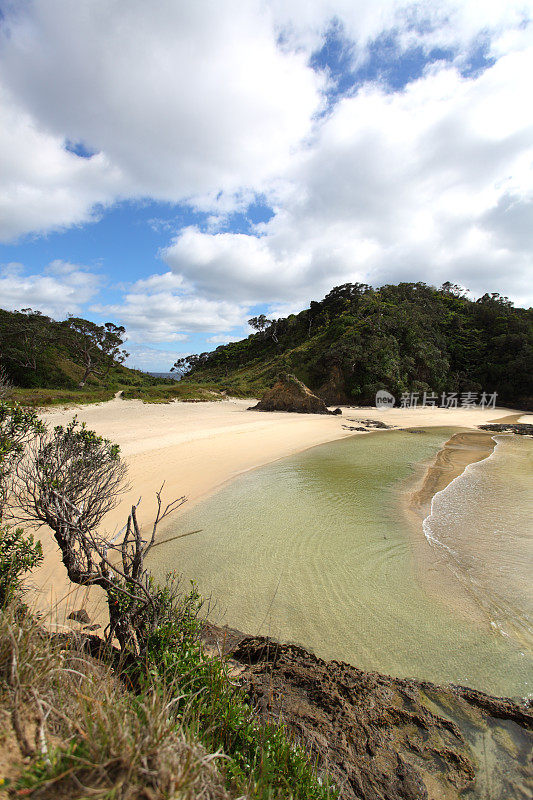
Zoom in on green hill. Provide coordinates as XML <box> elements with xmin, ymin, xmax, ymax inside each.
<box><xmin>0</xmin><ymin>307</ymin><xmax>174</xmax><ymax>406</ymax></box>
<box><xmin>183</xmin><ymin>282</ymin><xmax>533</xmax><ymax>409</ymax></box>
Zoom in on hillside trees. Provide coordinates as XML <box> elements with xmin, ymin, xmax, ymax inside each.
<box><xmin>62</xmin><ymin>318</ymin><xmax>129</xmax><ymax>386</ymax></box>
<box><xmin>184</xmin><ymin>281</ymin><xmax>533</xmax><ymax>405</ymax></box>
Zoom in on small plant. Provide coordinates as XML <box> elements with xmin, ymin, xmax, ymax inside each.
<box><xmin>0</xmin><ymin>525</ymin><xmax>43</xmax><ymax>606</ymax></box>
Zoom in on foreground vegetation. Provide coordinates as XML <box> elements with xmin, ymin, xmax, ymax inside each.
<box><xmin>181</xmin><ymin>281</ymin><xmax>533</xmax><ymax>407</ymax></box>
<box><xmin>0</xmin><ymin>394</ymin><xmax>337</xmax><ymax>799</ymax></box>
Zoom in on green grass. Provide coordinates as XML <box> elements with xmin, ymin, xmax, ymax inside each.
<box><xmin>120</xmin><ymin>382</ymin><xmax>226</xmax><ymax>402</ymax></box>
<box><xmin>9</xmin><ymin>386</ymin><xmax>117</xmax><ymax>408</ymax></box>
<box><xmin>1</xmin><ymin>581</ymin><xmax>337</xmax><ymax>800</ymax></box>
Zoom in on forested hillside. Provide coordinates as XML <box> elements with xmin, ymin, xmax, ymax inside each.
<box><xmin>0</xmin><ymin>308</ymin><xmax>170</xmax><ymax>404</ymax></box>
<box><xmin>182</xmin><ymin>282</ymin><xmax>533</xmax><ymax>408</ymax></box>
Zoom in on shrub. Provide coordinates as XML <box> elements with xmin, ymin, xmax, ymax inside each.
<box><xmin>0</xmin><ymin>525</ymin><xmax>43</xmax><ymax>606</ymax></box>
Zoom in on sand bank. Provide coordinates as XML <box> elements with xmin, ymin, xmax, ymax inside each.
<box><xmin>28</xmin><ymin>396</ymin><xmax>525</xmax><ymax>627</ymax></box>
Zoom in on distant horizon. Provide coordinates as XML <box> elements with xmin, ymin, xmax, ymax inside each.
<box><xmin>1</xmin><ymin>1</ymin><xmax>532</xmax><ymax>370</ymax></box>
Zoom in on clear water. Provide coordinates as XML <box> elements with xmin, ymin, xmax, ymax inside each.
<box><xmin>423</xmin><ymin>435</ymin><xmax>533</xmax><ymax>651</ymax></box>
<box><xmin>147</xmin><ymin>428</ymin><xmax>533</xmax><ymax>698</ymax></box>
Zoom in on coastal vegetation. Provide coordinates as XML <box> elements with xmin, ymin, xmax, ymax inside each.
<box><xmin>178</xmin><ymin>282</ymin><xmax>533</xmax><ymax>408</ymax></box>
<box><xmin>0</xmin><ymin>308</ymin><xmax>223</xmax><ymax>406</ymax></box>
<box><xmin>0</xmin><ymin>396</ymin><xmax>337</xmax><ymax>799</ymax></box>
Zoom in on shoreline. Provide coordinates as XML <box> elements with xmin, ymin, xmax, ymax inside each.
<box><xmin>29</xmin><ymin>397</ymin><xmax>527</xmax><ymax>628</ymax></box>
<box><xmin>401</xmin><ymin>412</ymin><xmax>527</xmax><ymax>629</ymax></box>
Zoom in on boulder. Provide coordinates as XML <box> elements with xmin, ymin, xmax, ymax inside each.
<box><xmin>250</xmin><ymin>373</ymin><xmax>336</xmax><ymax>414</ymax></box>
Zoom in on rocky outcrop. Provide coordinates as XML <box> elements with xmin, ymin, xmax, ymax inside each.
<box><xmin>479</xmin><ymin>423</ymin><xmax>533</xmax><ymax>435</ymax></box>
<box><xmin>204</xmin><ymin>626</ymin><xmax>532</xmax><ymax>800</ymax></box>
<box><xmin>250</xmin><ymin>373</ymin><xmax>338</xmax><ymax>414</ymax></box>
<box><xmin>317</xmin><ymin>364</ymin><xmax>350</xmax><ymax>406</ymax></box>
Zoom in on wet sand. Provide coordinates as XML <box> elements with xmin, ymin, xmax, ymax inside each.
<box><xmin>403</xmin><ymin>412</ymin><xmax>529</xmax><ymax>628</ymax></box>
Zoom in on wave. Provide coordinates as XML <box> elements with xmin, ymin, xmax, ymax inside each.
<box><xmin>422</xmin><ymin>435</ymin><xmax>533</xmax><ymax>648</ymax></box>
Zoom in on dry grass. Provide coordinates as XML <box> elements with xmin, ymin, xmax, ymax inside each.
<box><xmin>0</xmin><ymin>606</ymin><xmax>234</xmax><ymax>799</ymax></box>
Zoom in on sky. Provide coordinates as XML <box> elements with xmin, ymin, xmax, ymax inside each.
<box><xmin>0</xmin><ymin>1</ymin><xmax>532</xmax><ymax>372</ymax></box>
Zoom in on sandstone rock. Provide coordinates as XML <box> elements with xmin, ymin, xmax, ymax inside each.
<box><xmin>250</xmin><ymin>373</ymin><xmax>335</xmax><ymax>414</ymax></box>
<box><xmin>229</xmin><ymin>636</ymin><xmax>532</xmax><ymax>800</ymax></box>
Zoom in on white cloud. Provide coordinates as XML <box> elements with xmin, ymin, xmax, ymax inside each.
<box><xmin>124</xmin><ymin>344</ymin><xmax>187</xmax><ymax>373</ymax></box>
<box><xmin>162</xmin><ymin>44</ymin><xmax>533</xmax><ymax>309</ymax></box>
<box><xmin>93</xmin><ymin>274</ymin><xmax>249</xmax><ymax>343</ymax></box>
<box><xmin>207</xmin><ymin>333</ymin><xmax>247</xmax><ymax>344</ymax></box>
<box><xmin>0</xmin><ymin>0</ymin><xmax>322</xmax><ymax>240</ymax></box>
<box><xmin>0</xmin><ymin>0</ymin><xmax>531</xmax><ymax>320</ymax></box>
<box><xmin>0</xmin><ymin>260</ymin><xmax>103</xmax><ymax>317</ymax></box>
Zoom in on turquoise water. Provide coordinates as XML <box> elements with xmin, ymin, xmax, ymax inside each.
<box><xmin>147</xmin><ymin>428</ymin><xmax>533</xmax><ymax>698</ymax></box>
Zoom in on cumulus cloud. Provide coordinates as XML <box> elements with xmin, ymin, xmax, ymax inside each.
<box><xmin>0</xmin><ymin>0</ymin><xmax>531</xmax><ymax>329</ymax></box>
<box><xmin>207</xmin><ymin>333</ymin><xmax>248</xmax><ymax>344</ymax></box>
<box><xmin>92</xmin><ymin>275</ymin><xmax>249</xmax><ymax>343</ymax></box>
<box><xmin>0</xmin><ymin>0</ymin><xmax>322</xmax><ymax>240</ymax></box>
<box><xmin>0</xmin><ymin>260</ymin><xmax>103</xmax><ymax>317</ymax></box>
<box><xmin>162</xmin><ymin>43</ymin><xmax>533</xmax><ymax>309</ymax></box>
<box><xmin>124</xmin><ymin>344</ymin><xmax>188</xmax><ymax>373</ymax></box>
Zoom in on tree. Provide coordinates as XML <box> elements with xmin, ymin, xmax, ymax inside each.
<box><xmin>248</xmin><ymin>315</ymin><xmax>273</xmax><ymax>336</ymax></box>
<box><xmin>0</xmin><ymin>401</ymin><xmax>44</xmax><ymax>521</ymax></box>
<box><xmin>62</xmin><ymin>319</ymin><xmax>129</xmax><ymax>386</ymax></box>
<box><xmin>14</xmin><ymin>418</ymin><xmax>185</xmax><ymax>654</ymax></box>
<box><xmin>170</xmin><ymin>357</ymin><xmax>189</xmax><ymax>377</ymax></box>
<box><xmin>0</xmin><ymin>308</ymin><xmax>54</xmax><ymax>373</ymax></box>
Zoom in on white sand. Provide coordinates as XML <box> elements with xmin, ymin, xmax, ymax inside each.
<box><xmin>29</xmin><ymin>396</ymin><xmax>525</xmax><ymax>627</ymax></box>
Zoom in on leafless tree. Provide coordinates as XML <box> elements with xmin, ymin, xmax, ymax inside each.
<box><xmin>14</xmin><ymin>418</ymin><xmax>186</xmax><ymax>654</ymax></box>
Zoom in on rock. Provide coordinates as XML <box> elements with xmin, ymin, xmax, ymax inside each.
<box><xmin>317</xmin><ymin>364</ymin><xmax>350</xmax><ymax>405</ymax></box>
<box><xmin>225</xmin><ymin>635</ymin><xmax>532</xmax><ymax>800</ymax></box>
<box><xmin>68</xmin><ymin>609</ymin><xmax>91</xmax><ymax>624</ymax></box>
<box><xmin>346</xmin><ymin>418</ymin><xmax>393</xmax><ymax>429</ymax></box>
<box><xmin>332</xmin><ymin>407</ymin><xmax>342</xmax><ymax>415</ymax></box>
<box><xmin>250</xmin><ymin>373</ymin><xmax>335</xmax><ymax>414</ymax></box>
<box><xmin>478</xmin><ymin>423</ymin><xmax>533</xmax><ymax>435</ymax></box>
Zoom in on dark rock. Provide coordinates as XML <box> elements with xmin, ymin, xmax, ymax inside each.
<box><xmin>204</xmin><ymin>626</ymin><xmax>532</xmax><ymax>800</ymax></box>
<box><xmin>68</xmin><ymin>608</ymin><xmax>90</xmax><ymax>624</ymax></box>
<box><xmin>343</xmin><ymin>425</ymin><xmax>368</xmax><ymax>432</ymax></box>
<box><xmin>250</xmin><ymin>373</ymin><xmax>335</xmax><ymax>414</ymax></box>
<box><xmin>478</xmin><ymin>423</ymin><xmax>533</xmax><ymax>435</ymax></box>
<box><xmin>332</xmin><ymin>407</ymin><xmax>342</xmax><ymax>415</ymax></box>
<box><xmin>346</xmin><ymin>418</ymin><xmax>394</xmax><ymax>429</ymax></box>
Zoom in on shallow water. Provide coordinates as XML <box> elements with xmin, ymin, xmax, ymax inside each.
<box><xmin>423</xmin><ymin>434</ymin><xmax>533</xmax><ymax>651</ymax></box>
<box><xmin>147</xmin><ymin>428</ymin><xmax>533</xmax><ymax>698</ymax></box>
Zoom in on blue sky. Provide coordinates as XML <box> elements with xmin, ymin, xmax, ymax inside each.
<box><xmin>0</xmin><ymin>1</ymin><xmax>532</xmax><ymax>371</ymax></box>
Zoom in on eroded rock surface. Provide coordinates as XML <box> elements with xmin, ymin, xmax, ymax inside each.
<box><xmin>204</xmin><ymin>628</ymin><xmax>533</xmax><ymax>800</ymax></box>
<box><xmin>478</xmin><ymin>423</ymin><xmax>533</xmax><ymax>435</ymax></box>
<box><xmin>250</xmin><ymin>373</ymin><xmax>337</xmax><ymax>415</ymax></box>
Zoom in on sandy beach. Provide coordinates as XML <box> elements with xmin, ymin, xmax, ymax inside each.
<box><xmin>29</xmin><ymin>396</ymin><xmax>527</xmax><ymax>627</ymax></box>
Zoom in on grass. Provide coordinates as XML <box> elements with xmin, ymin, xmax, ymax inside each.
<box><xmin>0</xmin><ymin>604</ymin><xmax>231</xmax><ymax>799</ymax></box>
<box><xmin>0</xmin><ymin>583</ymin><xmax>338</xmax><ymax>800</ymax></box>
<box><xmin>120</xmin><ymin>383</ymin><xmax>226</xmax><ymax>403</ymax></box>
<box><xmin>9</xmin><ymin>387</ymin><xmax>117</xmax><ymax>409</ymax></box>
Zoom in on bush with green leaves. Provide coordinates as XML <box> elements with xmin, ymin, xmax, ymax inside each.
<box><xmin>0</xmin><ymin>525</ymin><xmax>43</xmax><ymax>606</ymax></box>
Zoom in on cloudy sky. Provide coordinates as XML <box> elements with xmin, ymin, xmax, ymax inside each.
<box><xmin>1</xmin><ymin>1</ymin><xmax>532</xmax><ymax>371</ymax></box>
